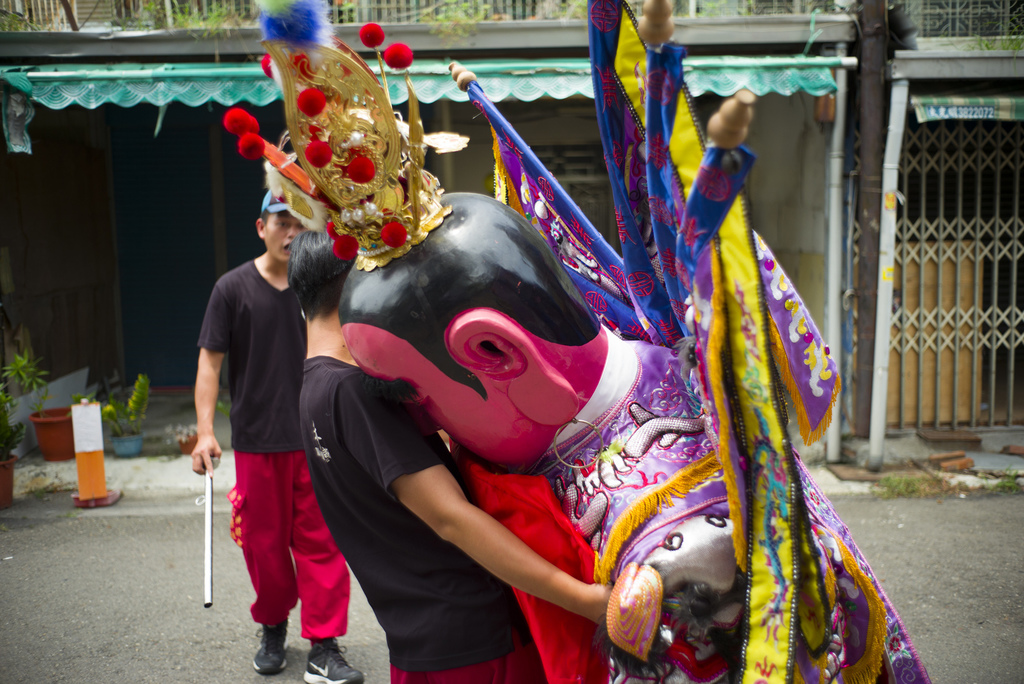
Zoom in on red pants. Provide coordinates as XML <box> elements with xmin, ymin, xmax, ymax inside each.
<box><xmin>389</xmin><ymin>634</ymin><xmax>548</xmax><ymax>684</ymax></box>
<box><xmin>231</xmin><ymin>450</ymin><xmax>350</xmax><ymax>642</ymax></box>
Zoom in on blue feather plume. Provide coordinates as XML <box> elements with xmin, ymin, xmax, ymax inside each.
<box><xmin>258</xmin><ymin>0</ymin><xmax>332</xmax><ymax>47</ymax></box>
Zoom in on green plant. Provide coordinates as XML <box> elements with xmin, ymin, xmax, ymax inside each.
<box><xmin>216</xmin><ymin>398</ymin><xmax>231</xmax><ymax>418</ymax></box>
<box><xmin>874</xmin><ymin>473</ymin><xmax>973</xmax><ymax>499</ymax></box>
<box><xmin>1</xmin><ymin>352</ymin><xmax>50</xmax><ymax>415</ymax></box>
<box><xmin>694</xmin><ymin>0</ymin><xmax>751</xmax><ymax>18</ymax></box>
<box><xmin>333</xmin><ymin>0</ymin><xmax>356</xmax><ymax>24</ymax></box>
<box><xmin>0</xmin><ymin>9</ymin><xmax>36</xmax><ymax>31</ymax></box>
<box><xmin>423</xmin><ymin>0</ymin><xmax>490</xmax><ymax>46</ymax></box>
<box><xmin>171</xmin><ymin>0</ymin><xmax>249</xmax><ymax>37</ymax></box>
<box><xmin>101</xmin><ymin>374</ymin><xmax>150</xmax><ymax>438</ymax></box>
<box><xmin>875</xmin><ymin>474</ymin><xmax>924</xmax><ymax>498</ymax></box>
<box><xmin>110</xmin><ymin>0</ymin><xmax>160</xmax><ymax>30</ymax></box>
<box><xmin>992</xmin><ymin>470</ymin><xmax>1021</xmax><ymax>494</ymax></box>
<box><xmin>143</xmin><ymin>0</ymin><xmax>166</xmax><ymax>23</ymax></box>
<box><xmin>71</xmin><ymin>392</ymin><xmax>96</xmax><ymax>405</ymax></box>
<box><xmin>969</xmin><ymin>15</ymin><xmax>1024</xmax><ymax>52</ymax></box>
<box><xmin>0</xmin><ymin>386</ymin><xmax>26</xmax><ymax>458</ymax></box>
<box><xmin>562</xmin><ymin>0</ymin><xmax>588</xmax><ymax>20</ymax></box>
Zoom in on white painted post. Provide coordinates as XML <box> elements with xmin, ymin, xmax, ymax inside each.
<box><xmin>867</xmin><ymin>79</ymin><xmax>910</xmax><ymax>471</ymax></box>
<box><xmin>825</xmin><ymin>44</ymin><xmax>849</xmax><ymax>464</ymax></box>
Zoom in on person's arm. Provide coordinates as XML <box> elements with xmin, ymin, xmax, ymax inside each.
<box><xmin>192</xmin><ymin>348</ymin><xmax>225</xmax><ymax>475</ymax></box>
<box><xmin>391</xmin><ymin>464</ymin><xmax>610</xmax><ymax>623</ymax></box>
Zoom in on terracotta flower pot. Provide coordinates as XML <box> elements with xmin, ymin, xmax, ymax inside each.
<box><xmin>29</xmin><ymin>407</ymin><xmax>75</xmax><ymax>462</ymax></box>
<box><xmin>0</xmin><ymin>454</ymin><xmax>17</xmax><ymax>510</ymax></box>
<box><xmin>178</xmin><ymin>434</ymin><xmax>199</xmax><ymax>455</ymax></box>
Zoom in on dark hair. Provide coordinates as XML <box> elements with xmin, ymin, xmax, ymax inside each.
<box><xmin>339</xmin><ymin>192</ymin><xmax>600</xmax><ymax>396</ymax></box>
<box><xmin>288</xmin><ymin>231</ymin><xmax>353</xmax><ymax>320</ymax></box>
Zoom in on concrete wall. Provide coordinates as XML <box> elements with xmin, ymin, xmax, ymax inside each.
<box><xmin>745</xmin><ymin>92</ymin><xmax>828</xmax><ymax>327</ymax></box>
<box><xmin>0</xmin><ymin>105</ymin><xmax>120</xmax><ymax>393</ymax></box>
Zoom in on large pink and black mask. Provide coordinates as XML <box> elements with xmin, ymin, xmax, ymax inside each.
<box><xmin>339</xmin><ymin>192</ymin><xmax>608</xmax><ymax>465</ymax></box>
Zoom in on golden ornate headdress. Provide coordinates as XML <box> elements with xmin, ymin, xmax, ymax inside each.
<box><xmin>256</xmin><ymin>2</ymin><xmax>457</xmax><ymax>270</ymax></box>
<box><xmin>221</xmin><ymin>108</ymin><xmax>329</xmax><ymax>232</ymax></box>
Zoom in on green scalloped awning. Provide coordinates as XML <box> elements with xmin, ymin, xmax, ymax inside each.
<box><xmin>1</xmin><ymin>56</ymin><xmax>840</xmax><ymax>110</ymax></box>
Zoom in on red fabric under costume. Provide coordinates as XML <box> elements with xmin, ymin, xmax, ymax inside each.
<box><xmin>455</xmin><ymin>446</ymin><xmax>607</xmax><ymax>684</ymax></box>
<box><xmin>389</xmin><ymin>631</ymin><xmax>547</xmax><ymax>684</ymax></box>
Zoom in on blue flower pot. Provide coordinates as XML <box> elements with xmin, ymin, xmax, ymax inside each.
<box><xmin>111</xmin><ymin>433</ymin><xmax>144</xmax><ymax>458</ymax></box>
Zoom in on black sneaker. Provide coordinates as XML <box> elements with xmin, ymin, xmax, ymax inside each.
<box><xmin>304</xmin><ymin>639</ymin><xmax>364</xmax><ymax>684</ymax></box>
<box><xmin>253</xmin><ymin>620</ymin><xmax>288</xmax><ymax>674</ymax></box>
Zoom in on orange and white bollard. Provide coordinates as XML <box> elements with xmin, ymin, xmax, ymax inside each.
<box><xmin>71</xmin><ymin>400</ymin><xmax>121</xmax><ymax>508</ymax></box>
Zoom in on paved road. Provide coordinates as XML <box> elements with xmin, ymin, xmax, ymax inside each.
<box><xmin>1</xmin><ymin>489</ymin><xmax>1021</xmax><ymax>683</ymax></box>
<box><xmin>0</xmin><ymin>491</ymin><xmax>390</xmax><ymax>684</ymax></box>
<box><xmin>832</xmin><ymin>493</ymin><xmax>1024</xmax><ymax>684</ymax></box>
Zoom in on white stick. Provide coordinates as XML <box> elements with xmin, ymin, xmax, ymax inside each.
<box><xmin>204</xmin><ymin>471</ymin><xmax>213</xmax><ymax>608</ymax></box>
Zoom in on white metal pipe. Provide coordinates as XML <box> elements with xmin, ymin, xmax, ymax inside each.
<box><xmin>867</xmin><ymin>79</ymin><xmax>911</xmax><ymax>471</ymax></box>
<box><xmin>824</xmin><ymin>43</ymin><xmax>848</xmax><ymax>464</ymax></box>
<box><xmin>204</xmin><ymin>472</ymin><xmax>213</xmax><ymax>608</ymax></box>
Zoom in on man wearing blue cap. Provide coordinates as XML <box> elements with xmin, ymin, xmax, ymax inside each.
<box><xmin>193</xmin><ymin>191</ymin><xmax>363</xmax><ymax>684</ymax></box>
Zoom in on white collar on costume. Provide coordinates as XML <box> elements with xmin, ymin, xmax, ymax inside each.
<box><xmin>554</xmin><ymin>329</ymin><xmax>639</xmax><ymax>446</ymax></box>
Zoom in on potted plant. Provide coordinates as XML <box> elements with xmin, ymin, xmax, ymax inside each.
<box><xmin>165</xmin><ymin>423</ymin><xmax>198</xmax><ymax>455</ymax></box>
<box><xmin>1</xmin><ymin>352</ymin><xmax>74</xmax><ymax>462</ymax></box>
<box><xmin>101</xmin><ymin>374</ymin><xmax>150</xmax><ymax>458</ymax></box>
<box><xmin>0</xmin><ymin>383</ymin><xmax>27</xmax><ymax>509</ymax></box>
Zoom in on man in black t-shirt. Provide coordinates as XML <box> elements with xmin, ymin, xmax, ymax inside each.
<box><xmin>194</xmin><ymin>192</ymin><xmax>363</xmax><ymax>684</ymax></box>
<box><xmin>288</xmin><ymin>231</ymin><xmax>609</xmax><ymax>683</ymax></box>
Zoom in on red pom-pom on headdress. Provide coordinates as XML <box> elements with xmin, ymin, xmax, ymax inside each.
<box><xmin>261</xmin><ymin>54</ymin><xmax>274</xmax><ymax>78</ymax></box>
<box><xmin>347</xmin><ymin>156</ymin><xmax>376</xmax><ymax>184</ymax></box>
<box><xmin>333</xmin><ymin>234</ymin><xmax>360</xmax><ymax>260</ymax></box>
<box><xmin>383</xmin><ymin>43</ymin><xmax>413</xmax><ymax>70</ymax></box>
<box><xmin>380</xmin><ymin>221</ymin><xmax>408</xmax><ymax>248</ymax></box>
<box><xmin>238</xmin><ymin>133</ymin><xmax>265</xmax><ymax>160</ymax></box>
<box><xmin>305</xmin><ymin>140</ymin><xmax>333</xmax><ymax>168</ymax></box>
<box><xmin>359</xmin><ymin>23</ymin><xmax>385</xmax><ymax>49</ymax></box>
<box><xmin>297</xmin><ymin>88</ymin><xmax>326</xmax><ymax>117</ymax></box>
<box><xmin>224</xmin><ymin>108</ymin><xmax>258</xmax><ymax>136</ymax></box>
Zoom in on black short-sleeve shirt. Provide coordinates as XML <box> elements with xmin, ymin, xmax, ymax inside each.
<box><xmin>197</xmin><ymin>261</ymin><xmax>306</xmax><ymax>453</ymax></box>
<box><xmin>300</xmin><ymin>356</ymin><xmax>517</xmax><ymax>672</ymax></box>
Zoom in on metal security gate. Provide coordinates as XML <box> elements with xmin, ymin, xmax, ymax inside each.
<box><xmin>889</xmin><ymin>119</ymin><xmax>1024</xmax><ymax>428</ymax></box>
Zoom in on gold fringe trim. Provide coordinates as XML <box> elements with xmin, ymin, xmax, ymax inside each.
<box><xmin>767</xmin><ymin>322</ymin><xmax>842</xmax><ymax>447</ymax></box>
<box><xmin>706</xmin><ymin>249</ymin><xmax>748</xmax><ymax>573</ymax></box>
<box><xmin>834</xmin><ymin>537</ymin><xmax>887</xmax><ymax>684</ymax></box>
<box><xmin>489</xmin><ymin>126</ymin><xmax>525</xmax><ymax>218</ymax></box>
<box><xmin>594</xmin><ymin>454</ymin><xmax>722</xmax><ymax>585</ymax></box>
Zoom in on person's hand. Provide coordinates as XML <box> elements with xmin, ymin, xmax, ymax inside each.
<box><xmin>584</xmin><ymin>582</ymin><xmax>613</xmax><ymax>624</ymax></box>
<box><xmin>191</xmin><ymin>434</ymin><xmax>222</xmax><ymax>475</ymax></box>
